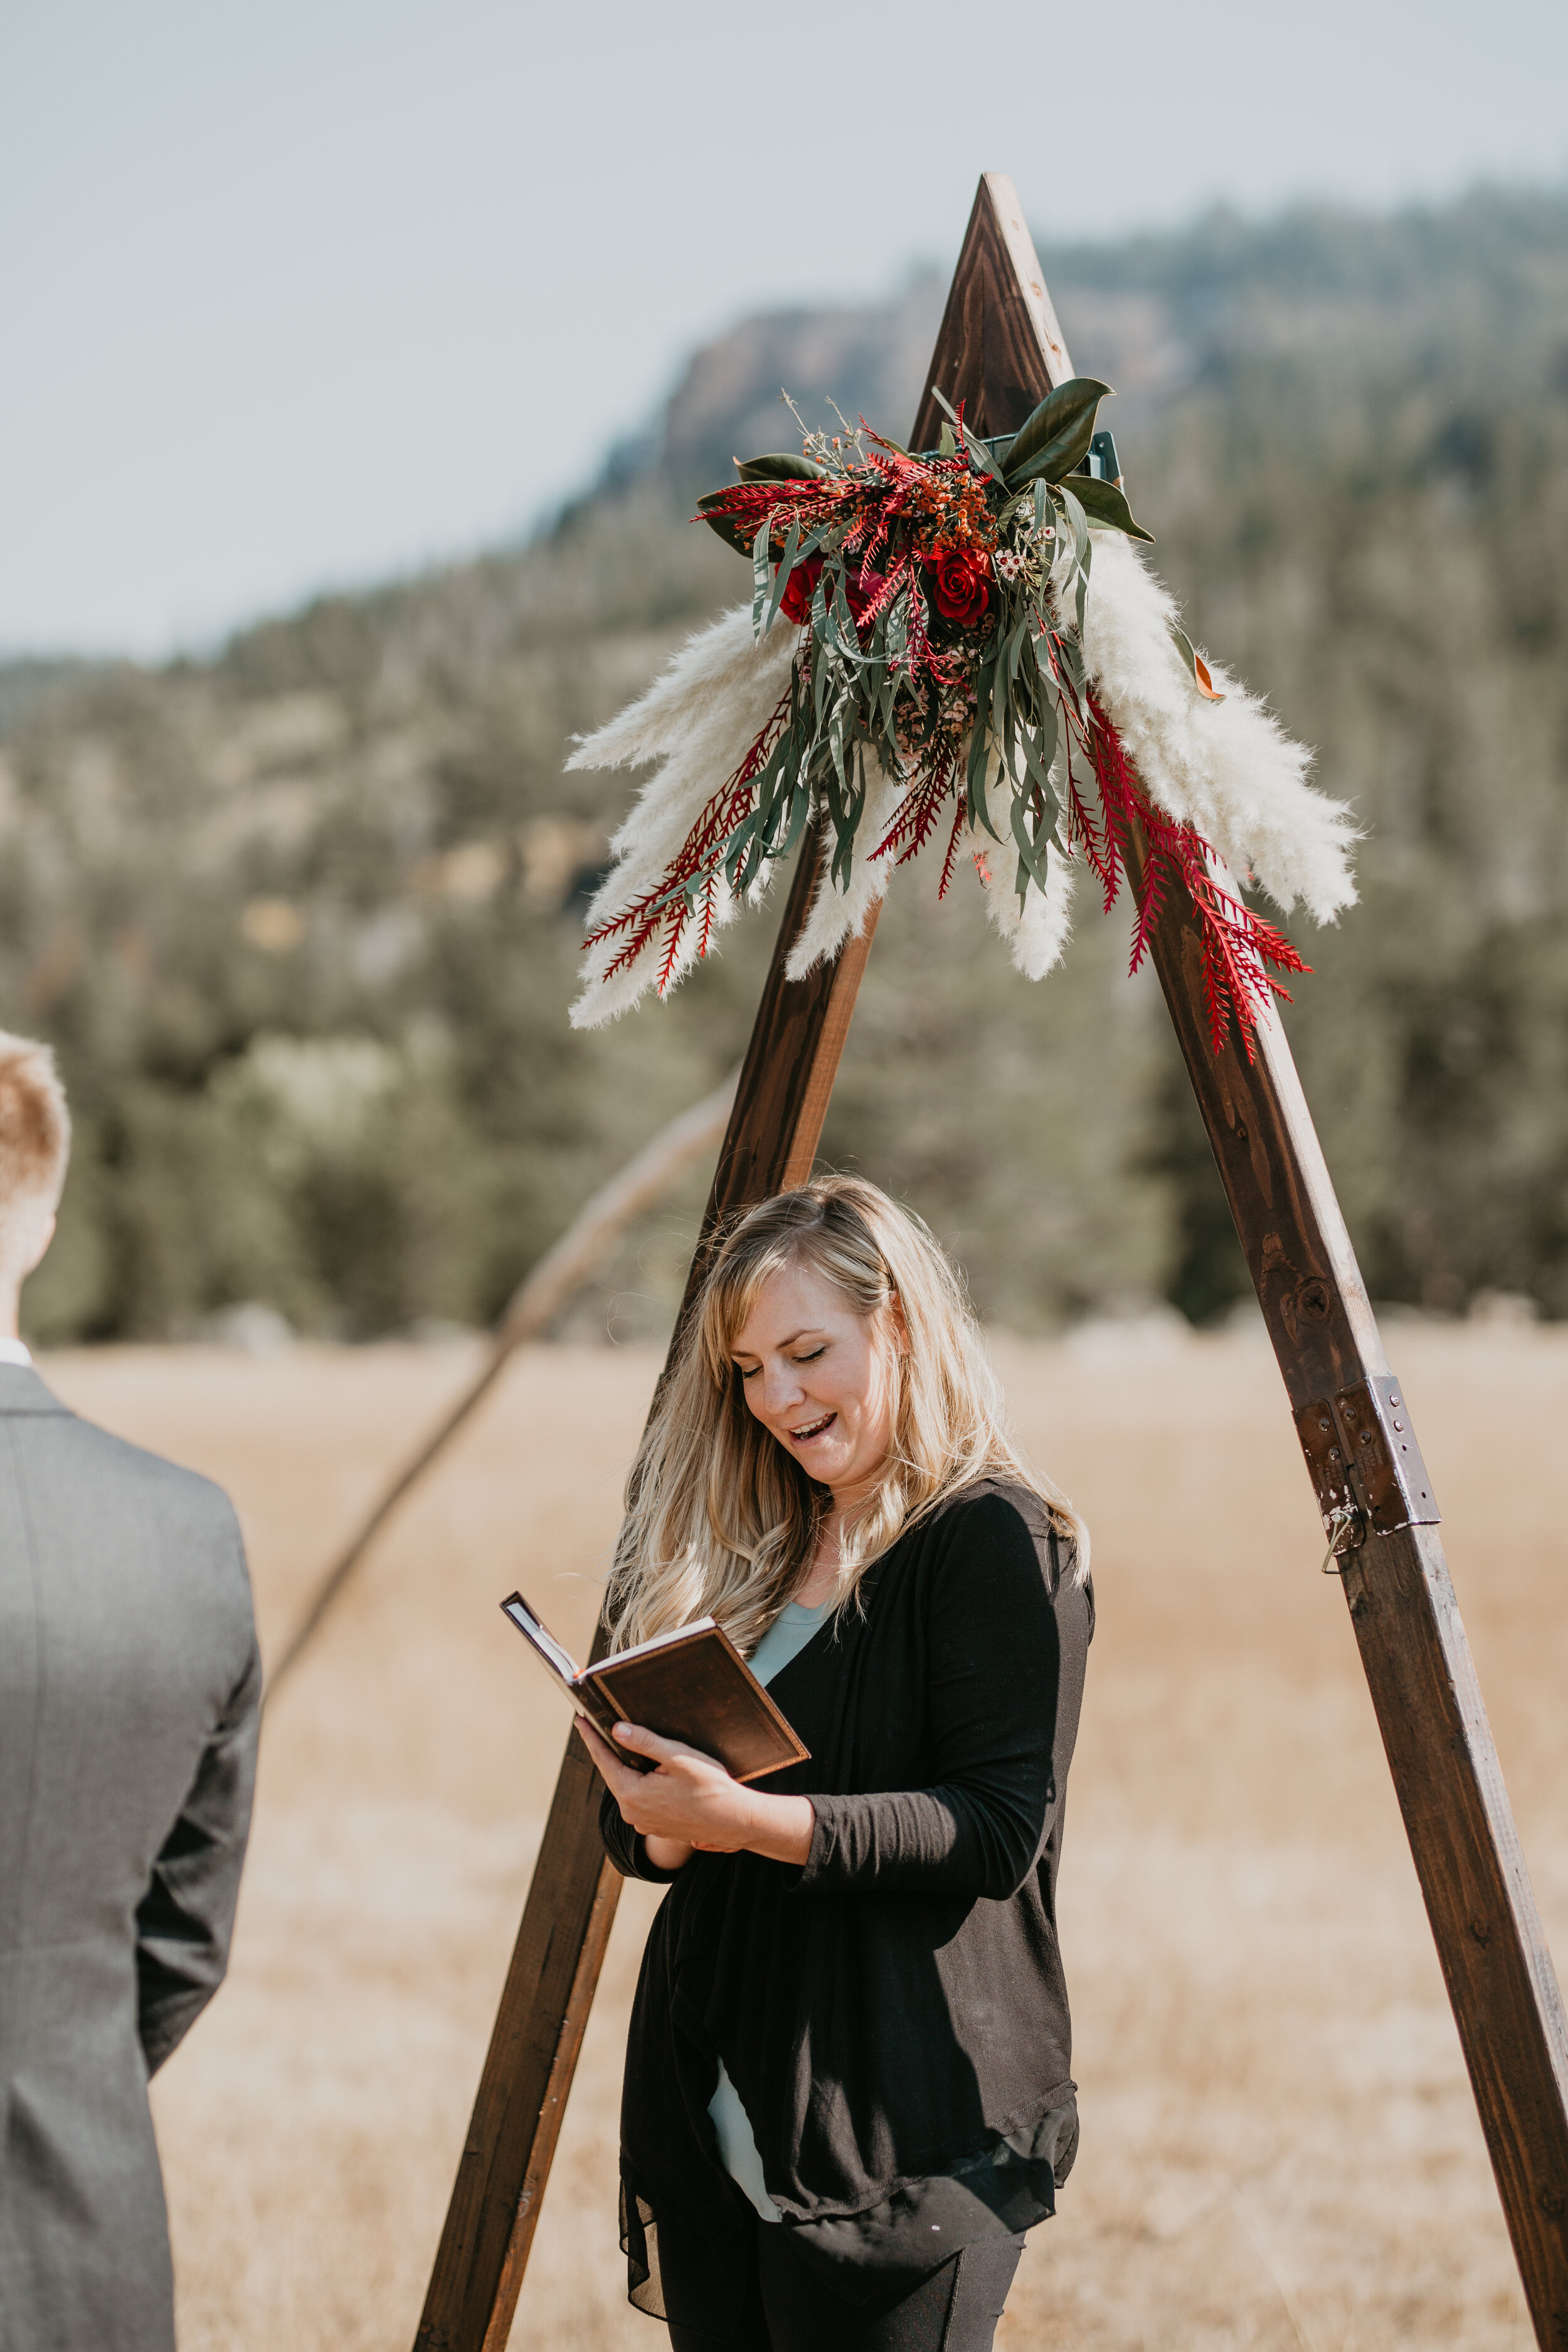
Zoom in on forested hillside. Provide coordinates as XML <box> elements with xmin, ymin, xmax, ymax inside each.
<box><xmin>4</xmin><ymin>186</ymin><xmax>1567</xmax><ymax>1342</ymax></box>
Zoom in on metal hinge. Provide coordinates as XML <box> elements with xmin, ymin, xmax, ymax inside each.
<box><xmin>1293</xmin><ymin>1373</ymin><xmax>1439</xmax><ymax>1552</ymax></box>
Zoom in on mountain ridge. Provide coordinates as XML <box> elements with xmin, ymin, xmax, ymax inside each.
<box><xmin>4</xmin><ymin>181</ymin><xmax>1568</xmax><ymax>1341</ymax></box>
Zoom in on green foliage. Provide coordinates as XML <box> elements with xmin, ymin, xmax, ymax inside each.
<box><xmin>6</xmin><ymin>188</ymin><xmax>1568</xmax><ymax>1336</ymax></box>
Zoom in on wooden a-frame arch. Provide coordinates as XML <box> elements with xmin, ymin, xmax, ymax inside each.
<box><xmin>415</xmin><ymin>175</ymin><xmax>1568</xmax><ymax>2352</ymax></box>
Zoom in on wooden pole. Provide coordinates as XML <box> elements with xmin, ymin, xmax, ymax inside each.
<box><xmin>419</xmin><ymin>172</ymin><xmax>1568</xmax><ymax>2350</ymax></box>
<box><xmin>414</xmin><ymin>832</ymin><xmax>878</xmax><ymax>2352</ymax></box>
<box><xmin>262</xmin><ymin>1070</ymin><xmax>739</xmax><ymax>1707</ymax></box>
<box><xmin>1140</xmin><ymin>851</ymin><xmax>1568</xmax><ymax>2344</ymax></box>
<box><xmin>948</xmin><ymin>174</ymin><xmax>1567</xmax><ymax>2348</ymax></box>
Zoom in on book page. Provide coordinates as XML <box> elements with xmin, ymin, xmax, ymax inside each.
<box><xmin>499</xmin><ymin>1593</ymin><xmax>581</xmax><ymax>1686</ymax></box>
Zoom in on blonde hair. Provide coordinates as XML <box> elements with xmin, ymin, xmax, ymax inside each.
<box><xmin>0</xmin><ymin>1030</ymin><xmax>70</xmax><ymax>1241</ymax></box>
<box><xmin>605</xmin><ymin>1175</ymin><xmax>1087</xmax><ymax>1656</ymax></box>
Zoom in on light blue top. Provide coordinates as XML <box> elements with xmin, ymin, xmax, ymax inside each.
<box><xmin>707</xmin><ymin>1597</ymin><xmax>831</xmax><ymax>2222</ymax></box>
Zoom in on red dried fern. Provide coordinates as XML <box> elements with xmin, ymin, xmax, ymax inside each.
<box><xmin>583</xmin><ymin>679</ymin><xmax>794</xmax><ymax>995</ymax></box>
<box><xmin>1088</xmin><ymin>700</ymin><xmax>1308</xmax><ymax>1059</ymax></box>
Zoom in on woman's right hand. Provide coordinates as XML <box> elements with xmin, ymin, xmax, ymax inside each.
<box><xmin>577</xmin><ymin>1719</ymin><xmax>694</xmax><ymax>1870</ymax></box>
<box><xmin>576</xmin><ymin>1716</ymin><xmax>813</xmax><ymax>1869</ymax></box>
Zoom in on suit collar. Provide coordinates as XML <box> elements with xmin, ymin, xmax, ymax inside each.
<box><xmin>0</xmin><ymin>1363</ymin><xmax>72</xmax><ymax>1416</ymax></box>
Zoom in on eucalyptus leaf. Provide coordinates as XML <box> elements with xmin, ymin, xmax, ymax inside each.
<box><xmin>761</xmin><ymin>514</ymin><xmax>800</xmax><ymax>639</ymax></box>
<box><xmin>965</xmin><ymin>702</ymin><xmax>991</xmax><ymax>828</ymax></box>
<box><xmin>752</xmin><ymin>518</ymin><xmax>773</xmax><ymax>636</ymax></box>
<box><xmin>1036</xmin><ymin>689</ymin><xmax>1058</xmax><ymax>777</ymax></box>
<box><xmin>1017</xmin><ymin>720</ymin><xmax>1057</xmax><ymax>808</ymax></box>
<box><xmin>1010</xmin><ymin>787</ymin><xmax>1052</xmax><ymax>897</ymax></box>
<box><xmin>829</xmin><ymin>691</ymin><xmax>849</xmax><ymax>798</ymax></box>
<box><xmin>959</xmin><ymin>420</ymin><xmax>1000</xmax><ymax>480</ymax></box>
<box><xmin>779</xmin><ymin>784</ymin><xmax>812</xmax><ymax>863</ymax></box>
<box><xmin>1061</xmin><ymin>485</ymin><xmax>1090</xmax><ymax>577</ymax></box>
<box><xmin>831</xmin><ymin>573</ymin><xmax>872</xmax><ymax>666</ymax></box>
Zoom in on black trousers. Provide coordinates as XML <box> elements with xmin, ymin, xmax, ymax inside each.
<box><xmin>666</xmin><ymin>2216</ymin><xmax>1025</xmax><ymax>2352</ymax></box>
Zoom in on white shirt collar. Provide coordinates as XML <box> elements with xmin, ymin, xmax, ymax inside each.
<box><xmin>0</xmin><ymin>1338</ymin><xmax>33</xmax><ymax>1367</ymax></box>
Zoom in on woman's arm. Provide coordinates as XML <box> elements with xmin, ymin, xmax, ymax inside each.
<box><xmin>588</xmin><ymin>1498</ymin><xmax>1078</xmax><ymax>1899</ymax></box>
<box><xmin>580</xmin><ymin>1718</ymin><xmax>815</xmax><ymax>1869</ymax></box>
<box><xmin>799</xmin><ymin>1496</ymin><xmax>1071</xmax><ymax>1903</ymax></box>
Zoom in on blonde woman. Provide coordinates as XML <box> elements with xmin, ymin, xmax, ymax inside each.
<box><xmin>580</xmin><ymin>1177</ymin><xmax>1093</xmax><ymax>2352</ymax></box>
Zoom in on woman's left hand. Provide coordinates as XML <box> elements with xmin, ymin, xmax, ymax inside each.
<box><xmin>577</xmin><ymin>1719</ymin><xmax>814</xmax><ymax>1868</ymax></box>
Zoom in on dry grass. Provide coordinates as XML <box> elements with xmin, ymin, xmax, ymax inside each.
<box><xmin>43</xmin><ymin>1322</ymin><xmax>1568</xmax><ymax>2351</ymax></box>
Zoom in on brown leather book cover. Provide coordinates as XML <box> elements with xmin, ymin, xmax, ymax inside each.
<box><xmin>500</xmin><ymin>1594</ymin><xmax>809</xmax><ymax>1783</ymax></box>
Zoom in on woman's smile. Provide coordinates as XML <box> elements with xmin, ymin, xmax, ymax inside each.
<box><xmin>730</xmin><ymin>1261</ymin><xmax>895</xmax><ymax>1507</ymax></box>
<box><xmin>788</xmin><ymin>1410</ymin><xmax>835</xmax><ymax>1443</ymax></box>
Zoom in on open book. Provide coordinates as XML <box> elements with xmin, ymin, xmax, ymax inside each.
<box><xmin>500</xmin><ymin>1592</ymin><xmax>810</xmax><ymax>1784</ymax></box>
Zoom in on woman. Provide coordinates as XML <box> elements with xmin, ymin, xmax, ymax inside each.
<box><xmin>580</xmin><ymin>1176</ymin><xmax>1093</xmax><ymax>2352</ymax></box>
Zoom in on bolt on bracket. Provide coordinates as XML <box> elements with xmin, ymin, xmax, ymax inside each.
<box><xmin>1294</xmin><ymin>1372</ymin><xmax>1439</xmax><ymax>1546</ymax></box>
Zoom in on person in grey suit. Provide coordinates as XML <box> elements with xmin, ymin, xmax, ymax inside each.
<box><xmin>0</xmin><ymin>1031</ymin><xmax>262</xmax><ymax>2352</ymax></box>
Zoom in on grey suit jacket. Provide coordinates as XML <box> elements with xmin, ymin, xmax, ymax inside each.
<box><xmin>0</xmin><ymin>1364</ymin><xmax>261</xmax><ymax>2352</ymax></box>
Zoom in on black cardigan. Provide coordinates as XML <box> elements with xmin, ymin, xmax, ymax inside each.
<box><xmin>600</xmin><ymin>1479</ymin><xmax>1094</xmax><ymax>2329</ymax></box>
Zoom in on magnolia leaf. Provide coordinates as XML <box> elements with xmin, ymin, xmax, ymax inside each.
<box><xmin>1168</xmin><ymin>622</ymin><xmax>1227</xmax><ymax>702</ymax></box>
<box><xmin>1067</xmin><ymin>474</ymin><xmax>1156</xmax><ymax>544</ymax></box>
<box><xmin>1001</xmin><ymin>378</ymin><xmax>1113</xmax><ymax>489</ymax></box>
<box><xmin>734</xmin><ymin>452</ymin><xmax>827</xmax><ymax>481</ymax></box>
<box><xmin>696</xmin><ymin>493</ymin><xmax>757</xmax><ymax>556</ymax></box>
<box><xmin>937</xmin><ymin>421</ymin><xmax>958</xmax><ymax>457</ymax></box>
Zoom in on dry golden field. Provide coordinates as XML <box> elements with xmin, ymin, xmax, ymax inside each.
<box><xmin>42</xmin><ymin>1321</ymin><xmax>1568</xmax><ymax>2352</ymax></box>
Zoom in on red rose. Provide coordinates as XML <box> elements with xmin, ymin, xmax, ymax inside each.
<box><xmin>778</xmin><ymin>555</ymin><xmax>823</xmax><ymax>625</ymax></box>
<box><xmin>923</xmin><ymin>547</ymin><xmax>992</xmax><ymax>627</ymax></box>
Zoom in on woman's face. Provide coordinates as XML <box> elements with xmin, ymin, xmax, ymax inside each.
<box><xmin>729</xmin><ymin>1259</ymin><xmax>898</xmax><ymax>1505</ymax></box>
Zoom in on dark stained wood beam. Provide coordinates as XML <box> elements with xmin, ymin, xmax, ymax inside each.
<box><xmin>909</xmin><ymin>171</ymin><xmax>1072</xmax><ymax>448</ymax></box>
<box><xmin>413</xmin><ymin>835</ymin><xmax>880</xmax><ymax>2352</ymax></box>
<box><xmin>1009</xmin><ymin>177</ymin><xmax>1565</xmax><ymax>2342</ymax></box>
<box><xmin>1140</xmin><ymin>863</ymin><xmax>1568</xmax><ymax>2348</ymax></box>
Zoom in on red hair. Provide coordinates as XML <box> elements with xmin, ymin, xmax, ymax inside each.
<box><xmin>0</xmin><ymin>1030</ymin><xmax>71</xmax><ymax>1213</ymax></box>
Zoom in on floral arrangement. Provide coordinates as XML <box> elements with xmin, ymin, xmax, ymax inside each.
<box><xmin>569</xmin><ymin>383</ymin><xmax>1359</xmax><ymax>1054</ymax></box>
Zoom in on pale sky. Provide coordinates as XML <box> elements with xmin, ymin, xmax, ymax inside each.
<box><xmin>5</xmin><ymin>0</ymin><xmax>1567</xmax><ymax>658</ymax></box>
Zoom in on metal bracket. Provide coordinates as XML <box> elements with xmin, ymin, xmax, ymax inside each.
<box><xmin>1295</xmin><ymin>1396</ymin><xmax>1365</xmax><ymax>1547</ymax></box>
<box><xmin>1088</xmin><ymin>428</ymin><xmax>1122</xmax><ymax>484</ymax></box>
<box><xmin>1294</xmin><ymin>1370</ymin><xmax>1439</xmax><ymax>1545</ymax></box>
